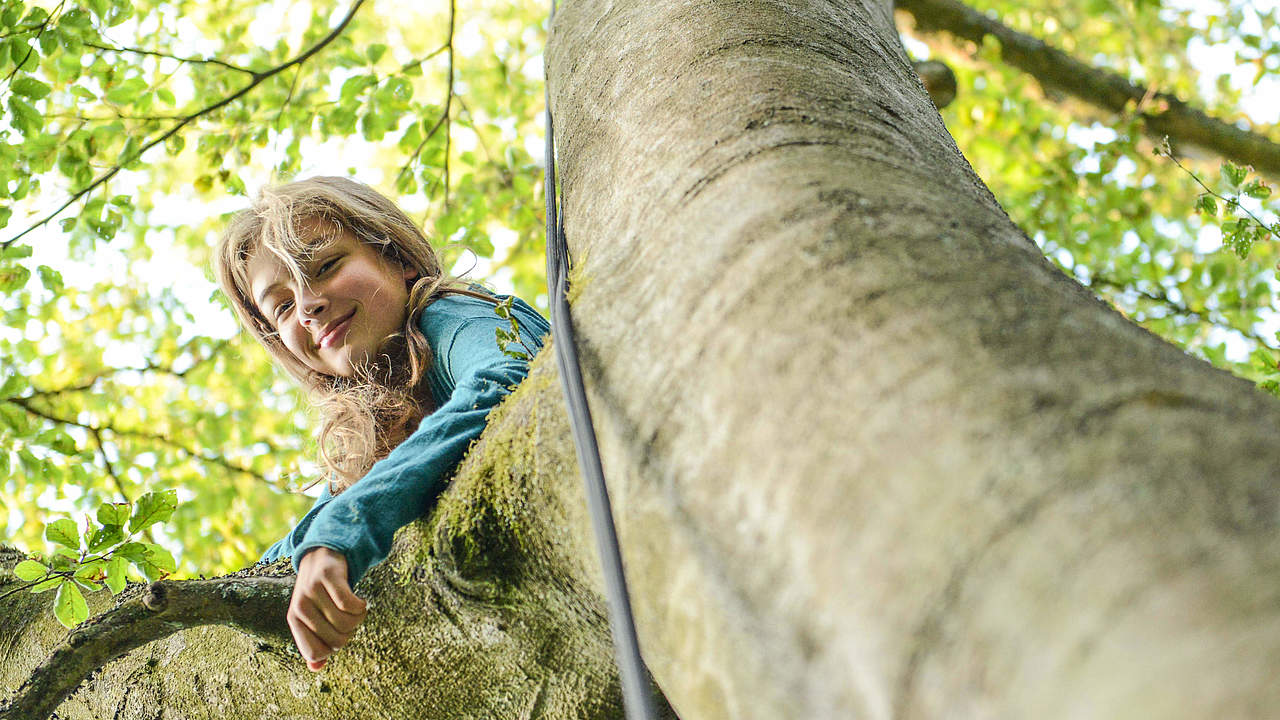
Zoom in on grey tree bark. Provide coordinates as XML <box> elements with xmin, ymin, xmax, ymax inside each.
<box><xmin>4</xmin><ymin>0</ymin><xmax>1279</xmax><ymax>718</ymax></box>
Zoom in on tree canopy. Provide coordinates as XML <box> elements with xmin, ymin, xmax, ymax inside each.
<box><xmin>0</xmin><ymin>0</ymin><xmax>1275</xmax><ymax>589</ymax></box>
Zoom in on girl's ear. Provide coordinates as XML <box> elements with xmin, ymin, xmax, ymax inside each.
<box><xmin>402</xmin><ymin>264</ymin><xmax>418</xmax><ymax>281</ymax></box>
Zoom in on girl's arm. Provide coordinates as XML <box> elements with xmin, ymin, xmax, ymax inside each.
<box><xmin>290</xmin><ymin>322</ymin><xmax>545</xmax><ymax>583</ymax></box>
<box><xmin>284</xmin><ymin>296</ymin><xmax>548</xmax><ymax>669</ymax></box>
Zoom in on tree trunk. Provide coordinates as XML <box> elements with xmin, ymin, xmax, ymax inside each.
<box><xmin>4</xmin><ymin>0</ymin><xmax>1279</xmax><ymax>718</ymax></box>
<box><xmin>547</xmin><ymin>0</ymin><xmax>1280</xmax><ymax>718</ymax></box>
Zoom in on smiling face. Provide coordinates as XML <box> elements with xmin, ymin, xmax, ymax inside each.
<box><xmin>247</xmin><ymin>221</ymin><xmax>415</xmax><ymax>378</ymax></box>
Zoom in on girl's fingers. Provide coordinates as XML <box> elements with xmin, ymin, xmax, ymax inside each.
<box><xmin>308</xmin><ymin>581</ymin><xmax>365</xmax><ymax>639</ymax></box>
<box><xmin>288</xmin><ymin>548</ymin><xmax>368</xmax><ymax>669</ymax></box>
<box><xmin>287</xmin><ymin>607</ymin><xmax>333</xmax><ymax>666</ymax></box>
<box><xmin>320</xmin><ymin>573</ymin><xmax>368</xmax><ymax>617</ymax></box>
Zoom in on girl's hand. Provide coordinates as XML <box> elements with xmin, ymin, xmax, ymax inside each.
<box><xmin>288</xmin><ymin>547</ymin><xmax>368</xmax><ymax>671</ymax></box>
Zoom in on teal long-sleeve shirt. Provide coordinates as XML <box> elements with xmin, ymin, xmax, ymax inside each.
<box><xmin>259</xmin><ymin>289</ymin><xmax>550</xmax><ymax>586</ymax></box>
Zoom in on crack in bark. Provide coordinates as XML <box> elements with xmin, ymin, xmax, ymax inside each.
<box><xmin>1073</xmin><ymin>389</ymin><xmax>1227</xmax><ymax>434</ymax></box>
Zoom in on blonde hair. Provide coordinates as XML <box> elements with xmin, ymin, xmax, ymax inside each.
<box><xmin>215</xmin><ymin>176</ymin><xmax>500</xmax><ymax>491</ymax></box>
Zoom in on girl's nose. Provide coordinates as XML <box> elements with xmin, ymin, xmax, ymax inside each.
<box><xmin>297</xmin><ymin>288</ymin><xmax>327</xmax><ymax>324</ymax></box>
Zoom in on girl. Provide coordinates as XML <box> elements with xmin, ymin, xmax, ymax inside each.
<box><xmin>215</xmin><ymin>176</ymin><xmax>549</xmax><ymax>671</ymax></box>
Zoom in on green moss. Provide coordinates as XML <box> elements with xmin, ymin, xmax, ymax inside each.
<box><xmin>564</xmin><ymin>248</ymin><xmax>593</xmax><ymax>305</ymax></box>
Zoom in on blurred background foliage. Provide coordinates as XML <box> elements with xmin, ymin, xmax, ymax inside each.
<box><xmin>0</xmin><ymin>0</ymin><xmax>1275</xmax><ymax>577</ymax></box>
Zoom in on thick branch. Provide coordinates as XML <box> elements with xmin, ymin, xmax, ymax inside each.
<box><xmin>895</xmin><ymin>0</ymin><xmax>1280</xmax><ymax>178</ymax></box>
<box><xmin>1</xmin><ymin>0</ymin><xmax>367</xmax><ymax>250</ymax></box>
<box><xmin>0</xmin><ymin>576</ymin><xmax>293</xmax><ymax>720</ymax></box>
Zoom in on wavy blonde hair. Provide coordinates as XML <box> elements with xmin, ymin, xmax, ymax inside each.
<box><xmin>215</xmin><ymin>176</ymin><xmax>500</xmax><ymax>491</ymax></box>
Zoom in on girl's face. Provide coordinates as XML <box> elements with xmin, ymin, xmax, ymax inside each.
<box><xmin>247</xmin><ymin>221</ymin><xmax>415</xmax><ymax>378</ymax></box>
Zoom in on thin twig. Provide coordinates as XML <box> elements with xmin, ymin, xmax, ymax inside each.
<box><xmin>273</xmin><ymin>65</ymin><xmax>304</xmax><ymax>131</ymax></box>
<box><xmin>89</xmin><ymin>427</ymin><xmax>131</xmax><ymax>503</ymax></box>
<box><xmin>1090</xmin><ymin>273</ymin><xmax>1274</xmax><ymax>348</ymax></box>
<box><xmin>17</xmin><ymin>340</ymin><xmax>230</xmax><ymax>400</ymax></box>
<box><xmin>84</xmin><ymin>41</ymin><xmax>256</xmax><ymax>75</ymax></box>
<box><xmin>2</xmin><ymin>0</ymin><xmax>367</xmax><ymax>250</ymax></box>
<box><xmin>401</xmin><ymin>42</ymin><xmax>451</xmax><ymax>73</ymax></box>
<box><xmin>0</xmin><ymin>1</ymin><xmax>62</xmax><ymax>90</ymax></box>
<box><xmin>7</xmin><ymin>397</ymin><xmax>272</xmax><ymax>484</ymax></box>
<box><xmin>1154</xmin><ymin>138</ymin><xmax>1277</xmax><ymax>238</ymax></box>
<box><xmin>395</xmin><ymin>0</ymin><xmax>455</xmax><ymax>190</ymax></box>
<box><xmin>443</xmin><ymin>0</ymin><xmax>455</xmax><ymax>210</ymax></box>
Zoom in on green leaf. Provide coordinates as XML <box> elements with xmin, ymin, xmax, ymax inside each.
<box><xmin>97</xmin><ymin>502</ymin><xmax>130</xmax><ymax>526</ymax></box>
<box><xmin>1243</xmin><ymin>181</ymin><xmax>1272</xmax><ymax>200</ymax></box>
<box><xmin>0</xmin><ymin>244</ymin><xmax>32</xmax><ymax>260</ymax></box>
<box><xmin>1195</xmin><ymin>195</ymin><xmax>1217</xmax><ymax>216</ymax></box>
<box><xmin>45</xmin><ymin>518</ymin><xmax>80</xmax><ymax>550</ymax></box>
<box><xmin>54</xmin><ymin>581</ymin><xmax>89</xmax><ymax>628</ymax></box>
<box><xmin>366</xmin><ymin>43</ymin><xmax>387</xmax><ymax>64</ymax></box>
<box><xmin>1221</xmin><ymin>162</ymin><xmax>1248</xmax><ymax>189</ymax></box>
<box><xmin>11</xmin><ymin>76</ymin><xmax>50</xmax><ymax>99</ymax></box>
<box><xmin>73</xmin><ymin>561</ymin><xmax>104</xmax><ymax>590</ymax></box>
<box><xmin>0</xmin><ymin>261</ymin><xmax>30</xmax><ymax>292</ymax></box>
<box><xmin>114</xmin><ymin>542</ymin><xmax>148</xmax><ymax>564</ymax></box>
<box><xmin>0</xmin><ymin>3</ymin><xmax>22</xmax><ymax>26</ymax></box>
<box><xmin>143</xmin><ymin>543</ymin><xmax>177</xmax><ymax>574</ymax></box>
<box><xmin>14</xmin><ymin>559</ymin><xmax>48</xmax><ymax>581</ymax></box>
<box><xmin>36</xmin><ymin>264</ymin><xmax>63</xmax><ymax>292</ymax></box>
<box><xmin>7</xmin><ymin>96</ymin><xmax>42</xmax><ymax>135</ymax></box>
<box><xmin>129</xmin><ymin>489</ymin><xmax>177</xmax><ymax>533</ymax></box>
<box><xmin>104</xmin><ymin>555</ymin><xmax>128</xmax><ymax>593</ymax></box>
<box><xmin>104</xmin><ymin>77</ymin><xmax>147</xmax><ymax>105</ymax></box>
<box><xmin>87</xmin><ymin>524</ymin><xmax>124</xmax><ymax>552</ymax></box>
<box><xmin>156</xmin><ymin>87</ymin><xmax>176</xmax><ymax>106</ymax></box>
<box><xmin>116</xmin><ymin>541</ymin><xmax>175</xmax><ymax>581</ymax></box>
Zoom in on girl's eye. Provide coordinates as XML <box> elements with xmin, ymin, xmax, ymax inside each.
<box><xmin>274</xmin><ymin>299</ymin><xmax>294</xmax><ymax>319</ymax></box>
<box><xmin>316</xmin><ymin>258</ymin><xmax>338</xmax><ymax>276</ymax></box>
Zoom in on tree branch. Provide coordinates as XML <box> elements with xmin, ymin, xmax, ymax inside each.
<box><xmin>396</xmin><ymin>0</ymin><xmax>455</xmax><ymax>192</ymax></box>
<box><xmin>0</xmin><ymin>1</ymin><xmax>61</xmax><ymax>90</ymax></box>
<box><xmin>895</xmin><ymin>0</ymin><xmax>1280</xmax><ymax>178</ymax></box>
<box><xmin>17</xmin><ymin>339</ymin><xmax>230</xmax><ymax>400</ymax></box>
<box><xmin>89</xmin><ymin>427</ymin><xmax>131</xmax><ymax>503</ymax></box>
<box><xmin>1</xmin><ymin>0</ymin><xmax>367</xmax><ymax>250</ymax></box>
<box><xmin>83</xmin><ymin>41</ymin><xmax>257</xmax><ymax>75</ymax></box>
<box><xmin>0</xmin><ymin>575</ymin><xmax>294</xmax><ymax>720</ymax></box>
<box><xmin>1089</xmin><ymin>273</ymin><xmax>1274</xmax><ymax>348</ymax></box>
<box><xmin>6</xmin><ymin>396</ymin><xmax>274</xmax><ymax>484</ymax></box>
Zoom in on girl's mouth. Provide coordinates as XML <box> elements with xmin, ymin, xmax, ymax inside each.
<box><xmin>319</xmin><ymin>310</ymin><xmax>356</xmax><ymax>349</ymax></box>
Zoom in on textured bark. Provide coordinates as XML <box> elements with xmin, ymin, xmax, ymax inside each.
<box><xmin>896</xmin><ymin>0</ymin><xmax>1280</xmax><ymax>178</ymax></box>
<box><xmin>548</xmin><ymin>0</ymin><xmax>1280</xmax><ymax>718</ymax></box>
<box><xmin>3</xmin><ymin>0</ymin><xmax>1279</xmax><ymax>718</ymax></box>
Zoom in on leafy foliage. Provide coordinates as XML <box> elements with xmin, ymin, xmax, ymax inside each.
<box><xmin>6</xmin><ymin>491</ymin><xmax>179</xmax><ymax>628</ymax></box>
<box><xmin>1</xmin><ymin>0</ymin><xmax>549</xmax><ymax>577</ymax></box>
<box><xmin>904</xmin><ymin>0</ymin><xmax>1279</xmax><ymax>392</ymax></box>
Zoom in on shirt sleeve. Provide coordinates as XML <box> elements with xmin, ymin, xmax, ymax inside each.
<box><xmin>288</xmin><ymin>305</ymin><xmax>548</xmax><ymax>586</ymax></box>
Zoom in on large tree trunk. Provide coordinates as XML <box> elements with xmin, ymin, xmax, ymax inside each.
<box><xmin>4</xmin><ymin>0</ymin><xmax>1279</xmax><ymax>718</ymax></box>
<box><xmin>548</xmin><ymin>0</ymin><xmax>1279</xmax><ymax>717</ymax></box>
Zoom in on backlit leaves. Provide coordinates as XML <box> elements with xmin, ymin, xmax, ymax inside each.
<box><xmin>8</xmin><ymin>496</ymin><xmax>184</xmax><ymax>627</ymax></box>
